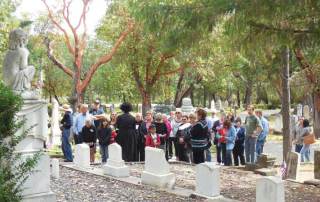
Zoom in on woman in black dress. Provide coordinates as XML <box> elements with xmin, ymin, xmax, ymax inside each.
<box><xmin>115</xmin><ymin>102</ymin><xmax>137</xmax><ymax>162</ymax></box>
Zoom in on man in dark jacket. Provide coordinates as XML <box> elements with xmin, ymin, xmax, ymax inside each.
<box><xmin>233</xmin><ymin>118</ymin><xmax>246</xmax><ymax>166</ymax></box>
<box><xmin>60</xmin><ymin>104</ymin><xmax>73</xmax><ymax>162</ymax></box>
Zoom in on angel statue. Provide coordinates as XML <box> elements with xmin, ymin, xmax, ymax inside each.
<box><xmin>2</xmin><ymin>28</ymin><xmax>38</xmax><ymax>99</ymax></box>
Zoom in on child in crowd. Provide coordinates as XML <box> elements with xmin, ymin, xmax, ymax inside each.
<box><xmin>145</xmin><ymin>124</ymin><xmax>160</xmax><ymax>148</ymax></box>
<box><xmin>97</xmin><ymin>117</ymin><xmax>112</xmax><ymax>163</ymax></box>
<box><xmin>81</xmin><ymin>119</ymin><xmax>97</xmax><ymax>163</ymax></box>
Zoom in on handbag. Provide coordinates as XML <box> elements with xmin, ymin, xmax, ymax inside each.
<box><xmin>304</xmin><ymin>133</ymin><xmax>316</xmax><ymax>145</ymax></box>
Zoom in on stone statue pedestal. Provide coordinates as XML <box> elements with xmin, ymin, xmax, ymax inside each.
<box><xmin>15</xmin><ymin>100</ymin><xmax>56</xmax><ymax>202</ymax></box>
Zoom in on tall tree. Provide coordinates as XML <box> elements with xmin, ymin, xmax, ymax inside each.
<box><xmin>42</xmin><ymin>0</ymin><xmax>134</xmax><ymax>107</ymax></box>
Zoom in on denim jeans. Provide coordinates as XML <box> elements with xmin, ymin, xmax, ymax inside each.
<box><xmin>100</xmin><ymin>144</ymin><xmax>109</xmax><ymax>163</ymax></box>
<box><xmin>61</xmin><ymin>128</ymin><xmax>73</xmax><ymax>161</ymax></box>
<box><xmin>295</xmin><ymin>144</ymin><xmax>303</xmax><ymax>153</ymax></box>
<box><xmin>256</xmin><ymin>140</ymin><xmax>265</xmax><ymax>158</ymax></box>
<box><xmin>225</xmin><ymin>150</ymin><xmax>233</xmax><ymax>166</ymax></box>
<box><xmin>300</xmin><ymin>144</ymin><xmax>310</xmax><ymax>162</ymax></box>
<box><xmin>245</xmin><ymin>136</ymin><xmax>257</xmax><ymax>163</ymax></box>
<box><xmin>205</xmin><ymin>149</ymin><xmax>212</xmax><ymax>162</ymax></box>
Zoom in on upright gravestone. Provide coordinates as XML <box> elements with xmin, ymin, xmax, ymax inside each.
<box><xmin>51</xmin><ymin>158</ymin><xmax>60</xmax><ymax>179</ymax></box>
<box><xmin>74</xmin><ymin>144</ymin><xmax>90</xmax><ymax>168</ymax></box>
<box><xmin>315</xmin><ymin>150</ymin><xmax>320</xmax><ymax>180</ymax></box>
<box><xmin>50</xmin><ymin>98</ymin><xmax>61</xmax><ymax>147</ymax></box>
<box><xmin>3</xmin><ymin>29</ymin><xmax>56</xmax><ymax>202</ymax></box>
<box><xmin>181</xmin><ymin>97</ymin><xmax>194</xmax><ymax>114</ymax></box>
<box><xmin>141</xmin><ymin>147</ymin><xmax>175</xmax><ymax>189</ymax></box>
<box><xmin>138</xmin><ymin>104</ymin><xmax>143</xmax><ymax>113</ymax></box>
<box><xmin>303</xmin><ymin>105</ymin><xmax>310</xmax><ymax>120</ymax></box>
<box><xmin>286</xmin><ymin>152</ymin><xmax>300</xmax><ymax>180</ymax></box>
<box><xmin>223</xmin><ymin>100</ymin><xmax>229</xmax><ymax>109</ymax></box>
<box><xmin>273</xmin><ymin>114</ymin><xmax>283</xmax><ymax>133</ymax></box>
<box><xmin>210</xmin><ymin>100</ymin><xmax>216</xmax><ymax>111</ymax></box>
<box><xmin>195</xmin><ymin>162</ymin><xmax>222</xmax><ymax>199</ymax></box>
<box><xmin>215</xmin><ymin>99</ymin><xmax>222</xmax><ymax>111</ymax></box>
<box><xmin>297</xmin><ymin>104</ymin><xmax>303</xmax><ymax>117</ymax></box>
<box><xmin>256</xmin><ymin>176</ymin><xmax>285</xmax><ymax>202</ymax></box>
<box><xmin>103</xmin><ymin>143</ymin><xmax>129</xmax><ymax>177</ymax></box>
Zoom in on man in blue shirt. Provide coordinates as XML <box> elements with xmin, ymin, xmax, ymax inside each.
<box><xmin>90</xmin><ymin>99</ymin><xmax>104</xmax><ymax>128</ymax></box>
<box><xmin>255</xmin><ymin>110</ymin><xmax>269</xmax><ymax>158</ymax></box>
<box><xmin>74</xmin><ymin>104</ymin><xmax>92</xmax><ymax>144</ymax></box>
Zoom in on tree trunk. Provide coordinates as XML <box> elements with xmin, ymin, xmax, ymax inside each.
<box><xmin>313</xmin><ymin>91</ymin><xmax>320</xmax><ymax>138</ymax></box>
<box><xmin>142</xmin><ymin>92</ymin><xmax>152</xmax><ymax>117</ymax></box>
<box><xmin>281</xmin><ymin>46</ymin><xmax>292</xmax><ymax>167</ymax></box>
<box><xmin>237</xmin><ymin>90</ymin><xmax>241</xmax><ymax>107</ymax></box>
<box><xmin>203</xmin><ymin>87</ymin><xmax>207</xmax><ymax>107</ymax></box>
<box><xmin>244</xmin><ymin>79</ymin><xmax>253</xmax><ymax>108</ymax></box>
<box><xmin>190</xmin><ymin>89</ymin><xmax>194</xmax><ymax>106</ymax></box>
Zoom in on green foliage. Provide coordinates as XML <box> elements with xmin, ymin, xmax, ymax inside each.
<box><xmin>0</xmin><ymin>82</ymin><xmax>40</xmax><ymax>202</ymax></box>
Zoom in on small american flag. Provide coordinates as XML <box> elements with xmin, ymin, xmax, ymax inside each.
<box><xmin>280</xmin><ymin>161</ymin><xmax>287</xmax><ymax>178</ymax></box>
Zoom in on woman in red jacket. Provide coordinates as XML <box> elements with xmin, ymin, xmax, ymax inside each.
<box><xmin>145</xmin><ymin>124</ymin><xmax>161</xmax><ymax>148</ymax></box>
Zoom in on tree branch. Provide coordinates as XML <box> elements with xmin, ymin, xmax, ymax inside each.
<box><xmin>249</xmin><ymin>21</ymin><xmax>315</xmax><ymax>34</ymax></box>
<box><xmin>42</xmin><ymin>0</ymin><xmax>75</xmax><ymax>55</ymax></box>
<box><xmin>44</xmin><ymin>38</ymin><xmax>74</xmax><ymax>77</ymax></box>
<box><xmin>149</xmin><ymin>54</ymin><xmax>175</xmax><ymax>85</ymax></box>
<box><xmin>80</xmin><ymin>21</ymin><xmax>135</xmax><ymax>91</ymax></box>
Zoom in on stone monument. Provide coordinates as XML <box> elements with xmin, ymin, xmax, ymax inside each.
<box><xmin>141</xmin><ymin>147</ymin><xmax>175</xmax><ymax>189</ymax></box>
<box><xmin>181</xmin><ymin>97</ymin><xmax>194</xmax><ymax>114</ymax></box>
<box><xmin>50</xmin><ymin>98</ymin><xmax>61</xmax><ymax>146</ymax></box>
<box><xmin>2</xmin><ymin>29</ymin><xmax>55</xmax><ymax>201</ymax></box>
<box><xmin>297</xmin><ymin>104</ymin><xmax>303</xmax><ymax>117</ymax></box>
<box><xmin>195</xmin><ymin>162</ymin><xmax>222</xmax><ymax>200</ymax></box>
<box><xmin>286</xmin><ymin>152</ymin><xmax>300</xmax><ymax>180</ymax></box>
<box><xmin>303</xmin><ymin>105</ymin><xmax>310</xmax><ymax>120</ymax></box>
<box><xmin>210</xmin><ymin>100</ymin><xmax>216</xmax><ymax>111</ymax></box>
<box><xmin>215</xmin><ymin>99</ymin><xmax>222</xmax><ymax>111</ymax></box>
<box><xmin>256</xmin><ymin>176</ymin><xmax>284</xmax><ymax>202</ymax></box>
<box><xmin>103</xmin><ymin>143</ymin><xmax>129</xmax><ymax>177</ymax></box>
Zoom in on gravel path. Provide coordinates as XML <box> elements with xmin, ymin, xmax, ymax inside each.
<box><xmin>129</xmin><ymin>163</ymin><xmax>320</xmax><ymax>202</ymax></box>
<box><xmin>51</xmin><ymin>166</ymin><xmax>205</xmax><ymax>202</ymax></box>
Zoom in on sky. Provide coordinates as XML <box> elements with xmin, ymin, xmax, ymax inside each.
<box><xmin>15</xmin><ymin>0</ymin><xmax>108</xmax><ymax>35</ymax></box>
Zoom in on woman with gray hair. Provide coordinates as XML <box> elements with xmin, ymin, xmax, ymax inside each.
<box><xmin>153</xmin><ymin>113</ymin><xmax>168</xmax><ymax>160</ymax></box>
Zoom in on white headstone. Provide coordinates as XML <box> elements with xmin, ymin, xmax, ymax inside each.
<box><xmin>50</xmin><ymin>98</ymin><xmax>61</xmax><ymax>147</ymax></box>
<box><xmin>256</xmin><ymin>176</ymin><xmax>284</xmax><ymax>202</ymax></box>
<box><xmin>74</xmin><ymin>144</ymin><xmax>90</xmax><ymax>168</ymax></box>
<box><xmin>141</xmin><ymin>147</ymin><xmax>175</xmax><ymax>188</ymax></box>
<box><xmin>297</xmin><ymin>104</ymin><xmax>303</xmax><ymax>117</ymax></box>
<box><xmin>210</xmin><ymin>100</ymin><xmax>216</xmax><ymax>111</ymax></box>
<box><xmin>51</xmin><ymin>158</ymin><xmax>60</xmax><ymax>179</ymax></box>
<box><xmin>181</xmin><ymin>97</ymin><xmax>194</xmax><ymax>114</ymax></box>
<box><xmin>138</xmin><ymin>104</ymin><xmax>143</xmax><ymax>113</ymax></box>
<box><xmin>273</xmin><ymin>114</ymin><xmax>283</xmax><ymax>133</ymax></box>
<box><xmin>103</xmin><ymin>143</ymin><xmax>129</xmax><ymax>177</ymax></box>
<box><xmin>216</xmin><ymin>100</ymin><xmax>222</xmax><ymax>111</ymax></box>
<box><xmin>195</xmin><ymin>162</ymin><xmax>221</xmax><ymax>198</ymax></box>
<box><xmin>223</xmin><ymin>100</ymin><xmax>229</xmax><ymax>109</ymax></box>
<box><xmin>303</xmin><ymin>105</ymin><xmax>310</xmax><ymax>119</ymax></box>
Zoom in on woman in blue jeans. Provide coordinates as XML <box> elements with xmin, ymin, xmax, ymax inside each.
<box><xmin>300</xmin><ymin>119</ymin><xmax>312</xmax><ymax>162</ymax></box>
<box><xmin>224</xmin><ymin>119</ymin><xmax>236</xmax><ymax>166</ymax></box>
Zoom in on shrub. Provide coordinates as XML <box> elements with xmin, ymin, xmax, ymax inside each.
<box><xmin>0</xmin><ymin>82</ymin><xmax>39</xmax><ymax>202</ymax></box>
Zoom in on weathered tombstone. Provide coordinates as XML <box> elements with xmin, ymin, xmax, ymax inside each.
<box><xmin>50</xmin><ymin>98</ymin><xmax>61</xmax><ymax>147</ymax></box>
<box><xmin>141</xmin><ymin>147</ymin><xmax>175</xmax><ymax>189</ymax></box>
<box><xmin>303</xmin><ymin>105</ymin><xmax>310</xmax><ymax>120</ymax></box>
<box><xmin>256</xmin><ymin>176</ymin><xmax>285</xmax><ymax>202</ymax></box>
<box><xmin>74</xmin><ymin>144</ymin><xmax>90</xmax><ymax>168</ymax></box>
<box><xmin>103</xmin><ymin>143</ymin><xmax>129</xmax><ymax>177</ymax></box>
<box><xmin>181</xmin><ymin>97</ymin><xmax>194</xmax><ymax>114</ymax></box>
<box><xmin>210</xmin><ymin>100</ymin><xmax>216</xmax><ymax>111</ymax></box>
<box><xmin>216</xmin><ymin>99</ymin><xmax>222</xmax><ymax>111</ymax></box>
<box><xmin>273</xmin><ymin>114</ymin><xmax>283</xmax><ymax>133</ymax></box>
<box><xmin>286</xmin><ymin>152</ymin><xmax>300</xmax><ymax>180</ymax></box>
<box><xmin>51</xmin><ymin>158</ymin><xmax>60</xmax><ymax>179</ymax></box>
<box><xmin>315</xmin><ymin>150</ymin><xmax>320</xmax><ymax>180</ymax></box>
<box><xmin>195</xmin><ymin>162</ymin><xmax>221</xmax><ymax>199</ymax></box>
<box><xmin>223</xmin><ymin>100</ymin><xmax>229</xmax><ymax>109</ymax></box>
<box><xmin>3</xmin><ymin>29</ymin><xmax>55</xmax><ymax>201</ymax></box>
<box><xmin>297</xmin><ymin>104</ymin><xmax>303</xmax><ymax>117</ymax></box>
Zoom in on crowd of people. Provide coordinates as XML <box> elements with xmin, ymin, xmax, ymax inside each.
<box><xmin>59</xmin><ymin>100</ymin><xmax>312</xmax><ymax>166</ymax></box>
